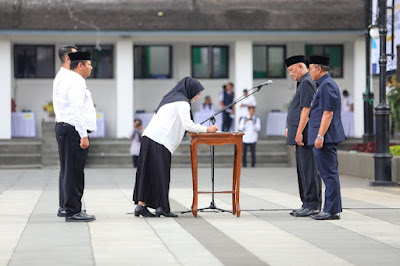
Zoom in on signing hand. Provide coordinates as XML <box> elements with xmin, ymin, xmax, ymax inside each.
<box><xmin>207</xmin><ymin>125</ymin><xmax>218</xmax><ymax>133</ymax></box>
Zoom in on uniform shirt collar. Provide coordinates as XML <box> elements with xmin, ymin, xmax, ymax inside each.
<box><xmin>316</xmin><ymin>73</ymin><xmax>331</xmax><ymax>87</ymax></box>
<box><xmin>298</xmin><ymin>72</ymin><xmax>310</xmax><ymax>83</ymax></box>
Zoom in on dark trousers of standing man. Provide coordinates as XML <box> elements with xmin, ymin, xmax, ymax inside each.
<box><xmin>313</xmin><ymin>143</ymin><xmax>342</xmax><ymax>214</ymax></box>
<box><xmin>55</xmin><ymin>122</ymin><xmax>89</xmax><ymax>215</ymax></box>
<box><xmin>222</xmin><ymin>111</ymin><xmax>232</xmax><ymax>132</ymax></box>
<box><xmin>295</xmin><ymin>145</ymin><xmax>322</xmax><ymax>210</ymax></box>
<box><xmin>242</xmin><ymin>143</ymin><xmax>256</xmax><ymax>167</ymax></box>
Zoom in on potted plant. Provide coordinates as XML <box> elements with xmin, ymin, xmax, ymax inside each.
<box><xmin>43</xmin><ymin>100</ymin><xmax>55</xmax><ymax>118</ymax></box>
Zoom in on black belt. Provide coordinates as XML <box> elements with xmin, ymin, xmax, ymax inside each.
<box><xmin>57</xmin><ymin>122</ymin><xmax>73</xmax><ymax>127</ymax></box>
<box><xmin>57</xmin><ymin>122</ymin><xmax>92</xmax><ymax>134</ymax></box>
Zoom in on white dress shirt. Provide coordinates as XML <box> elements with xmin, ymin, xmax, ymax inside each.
<box><xmin>130</xmin><ymin>129</ymin><xmax>142</xmax><ymax>156</ymax></box>
<box><xmin>143</xmin><ymin>101</ymin><xmax>207</xmax><ymax>154</ymax></box>
<box><xmin>341</xmin><ymin>95</ymin><xmax>353</xmax><ymax>113</ymax></box>
<box><xmin>238</xmin><ymin>115</ymin><xmax>261</xmax><ymax>143</ymax></box>
<box><xmin>53</xmin><ymin>67</ymin><xmax>97</xmax><ymax>138</ymax></box>
<box><xmin>239</xmin><ymin>95</ymin><xmax>256</xmax><ymax>118</ymax></box>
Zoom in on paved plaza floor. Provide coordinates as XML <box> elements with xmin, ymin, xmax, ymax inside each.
<box><xmin>0</xmin><ymin>166</ymin><xmax>400</xmax><ymax>266</ymax></box>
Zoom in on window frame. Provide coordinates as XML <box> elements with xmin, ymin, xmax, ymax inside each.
<box><xmin>76</xmin><ymin>44</ymin><xmax>115</xmax><ymax>79</ymax></box>
<box><xmin>191</xmin><ymin>45</ymin><xmax>229</xmax><ymax>79</ymax></box>
<box><xmin>305</xmin><ymin>44</ymin><xmax>344</xmax><ymax>78</ymax></box>
<box><xmin>252</xmin><ymin>44</ymin><xmax>287</xmax><ymax>79</ymax></box>
<box><xmin>13</xmin><ymin>44</ymin><xmax>55</xmax><ymax>79</ymax></box>
<box><xmin>133</xmin><ymin>45</ymin><xmax>173</xmax><ymax>79</ymax></box>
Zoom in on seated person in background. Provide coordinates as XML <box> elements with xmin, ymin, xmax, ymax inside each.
<box><xmin>341</xmin><ymin>90</ymin><xmax>353</xmax><ymax>113</ymax></box>
<box><xmin>239</xmin><ymin>89</ymin><xmax>256</xmax><ymax>119</ymax></box>
<box><xmin>238</xmin><ymin>106</ymin><xmax>261</xmax><ymax>167</ymax></box>
<box><xmin>130</xmin><ymin>119</ymin><xmax>143</xmax><ymax>168</ymax></box>
<box><xmin>200</xmin><ymin>95</ymin><xmax>215</xmax><ymax>113</ymax></box>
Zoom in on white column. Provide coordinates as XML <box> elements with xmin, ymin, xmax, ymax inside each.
<box><xmin>0</xmin><ymin>40</ymin><xmax>11</xmax><ymax>139</ymax></box>
<box><xmin>234</xmin><ymin>41</ymin><xmax>253</xmax><ymax>129</ymax></box>
<box><xmin>116</xmin><ymin>39</ymin><xmax>134</xmax><ymax>138</ymax></box>
<box><xmin>353</xmin><ymin>38</ymin><xmax>366</xmax><ymax>138</ymax></box>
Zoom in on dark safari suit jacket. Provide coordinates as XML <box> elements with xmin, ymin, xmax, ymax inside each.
<box><xmin>308</xmin><ymin>73</ymin><xmax>346</xmax><ymax>145</ymax></box>
<box><xmin>286</xmin><ymin>72</ymin><xmax>316</xmax><ymax>146</ymax></box>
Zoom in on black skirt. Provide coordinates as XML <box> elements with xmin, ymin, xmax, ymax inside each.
<box><xmin>133</xmin><ymin>136</ymin><xmax>172</xmax><ymax>211</ymax></box>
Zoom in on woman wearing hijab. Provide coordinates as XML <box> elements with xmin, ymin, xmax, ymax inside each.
<box><xmin>133</xmin><ymin>77</ymin><xmax>218</xmax><ymax>217</ymax></box>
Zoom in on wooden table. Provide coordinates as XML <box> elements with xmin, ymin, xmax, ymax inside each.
<box><xmin>189</xmin><ymin>132</ymin><xmax>244</xmax><ymax>217</ymax></box>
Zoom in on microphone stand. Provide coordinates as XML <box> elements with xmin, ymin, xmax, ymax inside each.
<box><xmin>200</xmin><ymin>84</ymin><xmax>264</xmax><ymax>125</ymax></box>
<box><xmin>181</xmin><ymin>83</ymin><xmax>266</xmax><ymax>215</ymax></box>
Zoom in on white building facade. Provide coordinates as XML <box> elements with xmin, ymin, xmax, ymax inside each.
<box><xmin>0</xmin><ymin>0</ymin><xmax>369</xmax><ymax>139</ymax></box>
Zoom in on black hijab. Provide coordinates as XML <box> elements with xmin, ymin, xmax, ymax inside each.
<box><xmin>155</xmin><ymin>77</ymin><xmax>205</xmax><ymax>114</ymax></box>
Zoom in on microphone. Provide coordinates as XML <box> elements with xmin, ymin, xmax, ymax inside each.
<box><xmin>255</xmin><ymin>80</ymin><xmax>273</xmax><ymax>88</ymax></box>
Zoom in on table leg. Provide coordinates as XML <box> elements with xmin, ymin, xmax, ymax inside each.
<box><xmin>235</xmin><ymin>142</ymin><xmax>242</xmax><ymax>217</ymax></box>
<box><xmin>232</xmin><ymin>144</ymin><xmax>238</xmax><ymax>215</ymax></box>
<box><xmin>190</xmin><ymin>141</ymin><xmax>198</xmax><ymax>217</ymax></box>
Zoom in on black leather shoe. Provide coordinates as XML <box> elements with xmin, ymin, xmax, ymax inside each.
<box><xmin>57</xmin><ymin>208</ymin><xmax>67</xmax><ymax>217</ymax></box>
<box><xmin>155</xmin><ymin>207</ymin><xmax>178</xmax><ymax>217</ymax></box>
<box><xmin>65</xmin><ymin>212</ymin><xmax>96</xmax><ymax>222</ymax></box>
<box><xmin>58</xmin><ymin>208</ymin><xmax>86</xmax><ymax>217</ymax></box>
<box><xmin>134</xmin><ymin>205</ymin><xmax>155</xmax><ymax>217</ymax></box>
<box><xmin>290</xmin><ymin>207</ymin><xmax>304</xmax><ymax>216</ymax></box>
<box><xmin>310</xmin><ymin>211</ymin><xmax>340</xmax><ymax>220</ymax></box>
<box><xmin>293</xmin><ymin>208</ymin><xmax>320</xmax><ymax>217</ymax></box>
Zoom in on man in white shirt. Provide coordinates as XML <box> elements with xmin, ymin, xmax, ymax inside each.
<box><xmin>341</xmin><ymin>90</ymin><xmax>354</xmax><ymax>113</ymax></box>
<box><xmin>238</xmin><ymin>89</ymin><xmax>256</xmax><ymax>119</ymax></box>
<box><xmin>53</xmin><ymin>45</ymin><xmax>77</xmax><ymax>218</ymax></box>
<box><xmin>341</xmin><ymin>90</ymin><xmax>354</xmax><ymax>137</ymax></box>
<box><xmin>238</xmin><ymin>106</ymin><xmax>261</xmax><ymax>167</ymax></box>
<box><xmin>54</xmin><ymin>51</ymin><xmax>97</xmax><ymax>222</ymax></box>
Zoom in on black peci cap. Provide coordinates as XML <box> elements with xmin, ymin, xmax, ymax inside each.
<box><xmin>284</xmin><ymin>55</ymin><xmax>306</xmax><ymax>67</ymax></box>
<box><xmin>309</xmin><ymin>55</ymin><xmax>330</xmax><ymax>66</ymax></box>
<box><xmin>69</xmin><ymin>51</ymin><xmax>91</xmax><ymax>62</ymax></box>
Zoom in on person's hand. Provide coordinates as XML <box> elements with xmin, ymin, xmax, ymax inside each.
<box><xmin>295</xmin><ymin>133</ymin><xmax>304</xmax><ymax>146</ymax></box>
<box><xmin>80</xmin><ymin>137</ymin><xmax>89</xmax><ymax>149</ymax></box>
<box><xmin>207</xmin><ymin>125</ymin><xmax>218</xmax><ymax>133</ymax></box>
<box><xmin>285</xmin><ymin>128</ymin><xmax>288</xmax><ymax>139</ymax></box>
<box><xmin>314</xmin><ymin>138</ymin><xmax>323</xmax><ymax>149</ymax></box>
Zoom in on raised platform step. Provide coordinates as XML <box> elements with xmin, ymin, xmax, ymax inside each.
<box><xmin>0</xmin><ymin>139</ymin><xmax>42</xmax><ymax>168</ymax></box>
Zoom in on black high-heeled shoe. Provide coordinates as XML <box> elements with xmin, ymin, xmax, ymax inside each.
<box><xmin>134</xmin><ymin>205</ymin><xmax>155</xmax><ymax>217</ymax></box>
<box><xmin>155</xmin><ymin>207</ymin><xmax>178</xmax><ymax>217</ymax></box>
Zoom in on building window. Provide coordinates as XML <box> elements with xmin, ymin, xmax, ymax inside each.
<box><xmin>134</xmin><ymin>45</ymin><xmax>172</xmax><ymax>79</ymax></box>
<box><xmin>14</xmin><ymin>45</ymin><xmax>55</xmax><ymax>78</ymax></box>
<box><xmin>192</xmin><ymin>46</ymin><xmax>229</xmax><ymax>79</ymax></box>
<box><xmin>305</xmin><ymin>45</ymin><xmax>343</xmax><ymax>78</ymax></box>
<box><xmin>77</xmin><ymin>45</ymin><xmax>114</xmax><ymax>78</ymax></box>
<box><xmin>253</xmin><ymin>45</ymin><xmax>286</xmax><ymax>79</ymax></box>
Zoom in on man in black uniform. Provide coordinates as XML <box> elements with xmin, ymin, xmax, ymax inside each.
<box><xmin>285</xmin><ymin>55</ymin><xmax>321</xmax><ymax>217</ymax></box>
<box><xmin>220</xmin><ymin>82</ymin><xmax>235</xmax><ymax>132</ymax></box>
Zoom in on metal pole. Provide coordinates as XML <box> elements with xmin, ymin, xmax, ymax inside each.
<box><xmin>364</xmin><ymin>0</ymin><xmax>375</xmax><ymax>142</ymax></box>
<box><xmin>372</xmin><ymin>0</ymin><xmax>394</xmax><ymax>186</ymax></box>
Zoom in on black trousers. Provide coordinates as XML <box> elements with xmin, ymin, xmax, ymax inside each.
<box><xmin>132</xmin><ymin>155</ymin><xmax>139</xmax><ymax>168</ymax></box>
<box><xmin>295</xmin><ymin>144</ymin><xmax>322</xmax><ymax>210</ymax></box>
<box><xmin>55</xmin><ymin>123</ymin><xmax>88</xmax><ymax>215</ymax></box>
<box><xmin>313</xmin><ymin>144</ymin><xmax>342</xmax><ymax>214</ymax></box>
<box><xmin>222</xmin><ymin>111</ymin><xmax>232</xmax><ymax>132</ymax></box>
<box><xmin>242</xmin><ymin>142</ymin><xmax>256</xmax><ymax>167</ymax></box>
